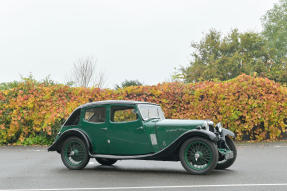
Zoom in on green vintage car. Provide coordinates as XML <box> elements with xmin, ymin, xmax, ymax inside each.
<box><xmin>48</xmin><ymin>100</ymin><xmax>237</xmax><ymax>174</ymax></box>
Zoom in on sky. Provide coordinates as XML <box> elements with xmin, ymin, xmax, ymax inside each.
<box><xmin>0</xmin><ymin>0</ymin><xmax>278</xmax><ymax>88</ymax></box>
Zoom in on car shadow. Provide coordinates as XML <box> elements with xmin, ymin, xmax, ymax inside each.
<box><xmin>74</xmin><ymin>164</ymin><xmax>236</xmax><ymax>176</ymax></box>
<box><xmin>54</xmin><ymin>161</ymin><xmax>236</xmax><ymax>177</ymax></box>
<box><xmin>91</xmin><ymin>164</ymin><xmax>188</xmax><ymax>175</ymax></box>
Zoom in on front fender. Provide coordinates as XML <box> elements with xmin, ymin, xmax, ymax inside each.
<box><xmin>221</xmin><ymin>128</ymin><xmax>235</xmax><ymax>137</ymax></box>
<box><xmin>48</xmin><ymin>128</ymin><xmax>92</xmax><ymax>153</ymax></box>
<box><xmin>182</xmin><ymin>129</ymin><xmax>218</xmax><ymax>142</ymax></box>
<box><xmin>144</xmin><ymin>129</ymin><xmax>218</xmax><ymax>161</ymax></box>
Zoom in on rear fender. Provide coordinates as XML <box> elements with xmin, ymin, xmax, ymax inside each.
<box><xmin>48</xmin><ymin>128</ymin><xmax>92</xmax><ymax>153</ymax></box>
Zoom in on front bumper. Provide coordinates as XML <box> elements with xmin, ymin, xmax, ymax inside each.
<box><xmin>216</xmin><ymin>127</ymin><xmax>235</xmax><ymax>160</ymax></box>
<box><xmin>219</xmin><ymin>149</ymin><xmax>234</xmax><ymax>160</ymax></box>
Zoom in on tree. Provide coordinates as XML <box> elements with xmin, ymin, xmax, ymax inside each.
<box><xmin>261</xmin><ymin>0</ymin><xmax>287</xmax><ymax>63</ymax></box>
<box><xmin>176</xmin><ymin>29</ymin><xmax>273</xmax><ymax>83</ymax></box>
<box><xmin>115</xmin><ymin>80</ymin><xmax>143</xmax><ymax>89</ymax></box>
<box><xmin>70</xmin><ymin>57</ymin><xmax>105</xmax><ymax>88</ymax></box>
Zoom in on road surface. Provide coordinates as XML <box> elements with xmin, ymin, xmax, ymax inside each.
<box><xmin>0</xmin><ymin>142</ymin><xmax>287</xmax><ymax>191</ymax></box>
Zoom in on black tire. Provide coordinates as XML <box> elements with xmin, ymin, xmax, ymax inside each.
<box><xmin>179</xmin><ymin>137</ymin><xmax>218</xmax><ymax>175</ymax></box>
<box><xmin>61</xmin><ymin>137</ymin><xmax>90</xmax><ymax>170</ymax></box>
<box><xmin>96</xmin><ymin>158</ymin><xmax>117</xmax><ymax>165</ymax></box>
<box><xmin>216</xmin><ymin>136</ymin><xmax>237</xmax><ymax>170</ymax></box>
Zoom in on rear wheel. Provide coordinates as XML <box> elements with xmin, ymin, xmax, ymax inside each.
<box><xmin>61</xmin><ymin>137</ymin><xmax>90</xmax><ymax>170</ymax></box>
<box><xmin>96</xmin><ymin>158</ymin><xmax>117</xmax><ymax>165</ymax></box>
<box><xmin>179</xmin><ymin>137</ymin><xmax>218</xmax><ymax>175</ymax></box>
<box><xmin>216</xmin><ymin>136</ymin><xmax>237</xmax><ymax>170</ymax></box>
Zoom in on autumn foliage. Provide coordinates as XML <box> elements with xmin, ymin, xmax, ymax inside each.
<box><xmin>0</xmin><ymin>74</ymin><xmax>287</xmax><ymax>145</ymax></box>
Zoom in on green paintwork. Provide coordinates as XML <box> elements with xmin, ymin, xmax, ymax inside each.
<box><xmin>141</xmin><ymin>120</ymin><xmax>160</xmax><ymax>152</ymax></box>
<box><xmin>155</xmin><ymin>119</ymin><xmax>208</xmax><ymax>150</ymax></box>
<box><xmin>55</xmin><ymin>101</ymin><xmax>213</xmax><ymax>156</ymax></box>
<box><xmin>107</xmin><ymin>104</ymin><xmax>153</xmax><ymax>155</ymax></box>
<box><xmin>81</xmin><ymin>106</ymin><xmax>109</xmax><ymax>154</ymax></box>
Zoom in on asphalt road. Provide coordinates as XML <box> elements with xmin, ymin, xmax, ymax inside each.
<box><xmin>0</xmin><ymin>143</ymin><xmax>287</xmax><ymax>191</ymax></box>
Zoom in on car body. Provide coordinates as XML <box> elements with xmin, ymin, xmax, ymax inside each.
<box><xmin>48</xmin><ymin>100</ymin><xmax>237</xmax><ymax>174</ymax></box>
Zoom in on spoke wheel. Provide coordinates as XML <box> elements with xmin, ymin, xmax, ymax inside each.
<box><xmin>179</xmin><ymin>137</ymin><xmax>218</xmax><ymax>175</ymax></box>
<box><xmin>96</xmin><ymin>158</ymin><xmax>117</xmax><ymax>166</ymax></box>
<box><xmin>61</xmin><ymin>137</ymin><xmax>90</xmax><ymax>170</ymax></box>
<box><xmin>216</xmin><ymin>136</ymin><xmax>237</xmax><ymax>170</ymax></box>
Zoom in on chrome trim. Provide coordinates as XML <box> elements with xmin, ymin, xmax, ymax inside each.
<box><xmin>150</xmin><ymin>134</ymin><xmax>157</xmax><ymax>145</ymax></box>
<box><xmin>91</xmin><ymin>153</ymin><xmax>155</xmax><ymax>159</ymax></box>
<box><xmin>137</xmin><ymin>126</ymin><xmax>144</xmax><ymax>130</ymax></box>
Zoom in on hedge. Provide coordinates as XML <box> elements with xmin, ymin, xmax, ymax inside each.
<box><xmin>0</xmin><ymin>74</ymin><xmax>287</xmax><ymax>145</ymax></box>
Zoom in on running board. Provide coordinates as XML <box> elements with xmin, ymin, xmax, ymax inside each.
<box><xmin>90</xmin><ymin>153</ymin><xmax>154</xmax><ymax>160</ymax></box>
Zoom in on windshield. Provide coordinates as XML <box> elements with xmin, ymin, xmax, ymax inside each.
<box><xmin>137</xmin><ymin>104</ymin><xmax>165</xmax><ymax>120</ymax></box>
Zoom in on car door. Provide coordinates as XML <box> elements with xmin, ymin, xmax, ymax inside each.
<box><xmin>107</xmin><ymin>105</ymin><xmax>152</xmax><ymax>155</ymax></box>
<box><xmin>81</xmin><ymin>106</ymin><xmax>109</xmax><ymax>154</ymax></box>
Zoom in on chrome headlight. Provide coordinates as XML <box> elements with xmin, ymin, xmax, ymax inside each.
<box><xmin>207</xmin><ymin>120</ymin><xmax>215</xmax><ymax>132</ymax></box>
<box><xmin>207</xmin><ymin>120</ymin><xmax>214</xmax><ymax>126</ymax></box>
<box><xmin>216</xmin><ymin>122</ymin><xmax>223</xmax><ymax>133</ymax></box>
<box><xmin>203</xmin><ymin>121</ymin><xmax>209</xmax><ymax>131</ymax></box>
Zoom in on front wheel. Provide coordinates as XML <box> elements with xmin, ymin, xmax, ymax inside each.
<box><xmin>96</xmin><ymin>158</ymin><xmax>117</xmax><ymax>165</ymax></box>
<box><xmin>61</xmin><ymin>137</ymin><xmax>90</xmax><ymax>170</ymax></box>
<box><xmin>179</xmin><ymin>137</ymin><xmax>218</xmax><ymax>175</ymax></box>
<box><xmin>216</xmin><ymin>136</ymin><xmax>237</xmax><ymax>170</ymax></box>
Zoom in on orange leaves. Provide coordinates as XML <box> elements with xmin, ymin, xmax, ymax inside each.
<box><xmin>0</xmin><ymin>124</ymin><xmax>5</xmax><ymax>130</ymax></box>
<box><xmin>1</xmin><ymin>74</ymin><xmax>287</xmax><ymax>144</ymax></box>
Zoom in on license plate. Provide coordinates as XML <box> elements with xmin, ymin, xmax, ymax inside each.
<box><xmin>225</xmin><ymin>151</ymin><xmax>234</xmax><ymax>160</ymax></box>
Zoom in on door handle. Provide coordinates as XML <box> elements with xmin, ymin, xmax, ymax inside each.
<box><xmin>137</xmin><ymin>126</ymin><xmax>144</xmax><ymax>130</ymax></box>
<box><xmin>101</xmin><ymin>127</ymin><xmax>108</xmax><ymax>131</ymax></box>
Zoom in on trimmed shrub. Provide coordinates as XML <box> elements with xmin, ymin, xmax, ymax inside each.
<box><xmin>0</xmin><ymin>74</ymin><xmax>287</xmax><ymax>145</ymax></box>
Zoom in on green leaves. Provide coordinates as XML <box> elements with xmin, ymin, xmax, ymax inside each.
<box><xmin>177</xmin><ymin>0</ymin><xmax>287</xmax><ymax>84</ymax></box>
<box><xmin>0</xmin><ymin>74</ymin><xmax>287</xmax><ymax>144</ymax></box>
<box><xmin>262</xmin><ymin>0</ymin><xmax>287</xmax><ymax>63</ymax></box>
<box><xmin>115</xmin><ymin>80</ymin><xmax>143</xmax><ymax>90</ymax></box>
<box><xmin>178</xmin><ymin>29</ymin><xmax>275</xmax><ymax>83</ymax></box>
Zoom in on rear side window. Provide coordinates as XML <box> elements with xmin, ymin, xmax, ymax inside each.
<box><xmin>111</xmin><ymin>106</ymin><xmax>138</xmax><ymax>122</ymax></box>
<box><xmin>64</xmin><ymin>108</ymin><xmax>81</xmax><ymax>126</ymax></box>
<box><xmin>84</xmin><ymin>107</ymin><xmax>106</xmax><ymax>123</ymax></box>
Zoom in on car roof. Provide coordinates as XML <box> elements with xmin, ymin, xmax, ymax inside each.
<box><xmin>80</xmin><ymin>100</ymin><xmax>158</xmax><ymax>108</ymax></box>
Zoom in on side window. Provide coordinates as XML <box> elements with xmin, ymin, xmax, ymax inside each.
<box><xmin>111</xmin><ymin>106</ymin><xmax>138</xmax><ymax>122</ymax></box>
<box><xmin>84</xmin><ymin>107</ymin><xmax>106</xmax><ymax>123</ymax></box>
<box><xmin>64</xmin><ymin>108</ymin><xmax>81</xmax><ymax>126</ymax></box>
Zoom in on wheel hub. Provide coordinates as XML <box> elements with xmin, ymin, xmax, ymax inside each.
<box><xmin>70</xmin><ymin>149</ymin><xmax>79</xmax><ymax>156</ymax></box>
<box><xmin>194</xmin><ymin>151</ymin><xmax>203</xmax><ymax>161</ymax></box>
